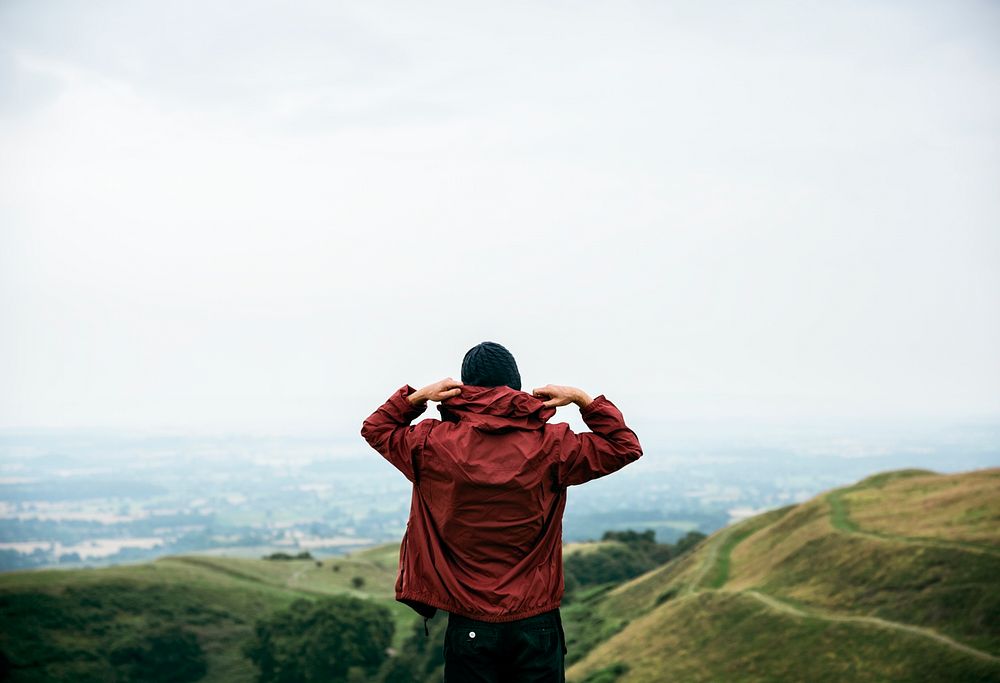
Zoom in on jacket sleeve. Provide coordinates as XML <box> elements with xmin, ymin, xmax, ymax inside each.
<box><xmin>556</xmin><ymin>395</ymin><xmax>643</xmax><ymax>487</ymax></box>
<box><xmin>360</xmin><ymin>385</ymin><xmax>435</xmax><ymax>483</ymax></box>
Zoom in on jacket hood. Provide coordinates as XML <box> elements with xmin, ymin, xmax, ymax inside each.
<box><xmin>437</xmin><ymin>384</ymin><xmax>556</xmax><ymax>432</ymax></box>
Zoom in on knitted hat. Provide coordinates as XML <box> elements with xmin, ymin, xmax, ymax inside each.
<box><xmin>461</xmin><ymin>341</ymin><xmax>521</xmax><ymax>391</ymax></box>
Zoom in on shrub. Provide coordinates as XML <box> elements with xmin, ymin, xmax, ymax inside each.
<box><xmin>581</xmin><ymin>662</ymin><xmax>629</xmax><ymax>683</ymax></box>
<box><xmin>565</xmin><ymin>529</ymin><xmax>708</xmax><ymax>591</ymax></box>
<box><xmin>108</xmin><ymin>624</ymin><xmax>207</xmax><ymax>682</ymax></box>
<box><xmin>263</xmin><ymin>551</ymin><xmax>314</xmax><ymax>561</ymax></box>
<box><xmin>244</xmin><ymin>596</ymin><xmax>393</xmax><ymax>683</ymax></box>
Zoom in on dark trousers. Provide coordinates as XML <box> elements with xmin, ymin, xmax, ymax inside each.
<box><xmin>443</xmin><ymin>608</ymin><xmax>567</xmax><ymax>683</ymax></box>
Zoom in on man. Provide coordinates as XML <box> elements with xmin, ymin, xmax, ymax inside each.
<box><xmin>361</xmin><ymin>341</ymin><xmax>643</xmax><ymax>682</ymax></box>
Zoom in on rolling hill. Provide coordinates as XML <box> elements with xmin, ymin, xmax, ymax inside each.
<box><xmin>2</xmin><ymin>467</ymin><xmax>997</xmax><ymax>682</ymax></box>
<box><xmin>0</xmin><ymin>544</ymin><xmax>413</xmax><ymax>681</ymax></box>
<box><xmin>565</xmin><ymin>467</ymin><xmax>1000</xmax><ymax>682</ymax></box>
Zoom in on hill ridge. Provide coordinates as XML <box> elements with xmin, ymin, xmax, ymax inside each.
<box><xmin>827</xmin><ymin>484</ymin><xmax>1000</xmax><ymax>557</ymax></box>
<box><xmin>567</xmin><ymin>467</ymin><xmax>1000</xmax><ymax>682</ymax></box>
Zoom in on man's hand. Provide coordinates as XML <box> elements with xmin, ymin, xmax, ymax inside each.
<box><xmin>532</xmin><ymin>384</ymin><xmax>593</xmax><ymax>409</ymax></box>
<box><xmin>408</xmin><ymin>378</ymin><xmax>463</xmax><ymax>406</ymax></box>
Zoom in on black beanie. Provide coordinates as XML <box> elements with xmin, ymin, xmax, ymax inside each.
<box><xmin>461</xmin><ymin>341</ymin><xmax>521</xmax><ymax>391</ymax></box>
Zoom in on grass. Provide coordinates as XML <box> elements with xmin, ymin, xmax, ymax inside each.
<box><xmin>839</xmin><ymin>468</ymin><xmax>1000</xmax><ymax>548</ymax></box>
<box><xmin>564</xmin><ymin>541</ymin><xmax>625</xmax><ymax>557</ymax></box>
<box><xmin>0</xmin><ymin>575</ymin><xmax>272</xmax><ymax>682</ymax></box>
<box><xmin>561</xmin><ymin>585</ymin><xmax>634</xmax><ymax>667</ymax></box>
<box><xmin>569</xmin><ymin>591</ymin><xmax>1000</xmax><ymax>683</ymax></box>
<box><xmin>4</xmin><ymin>469</ymin><xmax>999</xmax><ymax>682</ymax></box>
<box><xmin>703</xmin><ymin>507</ymin><xmax>793</xmax><ymax>590</ymax></box>
<box><xmin>0</xmin><ymin>543</ymin><xmax>419</xmax><ymax>682</ymax></box>
<box><xmin>352</xmin><ymin>542</ymin><xmax>403</xmax><ymax>570</ymax></box>
<box><xmin>826</xmin><ymin>489</ymin><xmax>858</xmax><ymax>533</ymax></box>
<box><xmin>566</xmin><ymin>467</ymin><xmax>1000</xmax><ymax>682</ymax></box>
<box><xmin>579</xmin><ymin>662</ymin><xmax>630</xmax><ymax>683</ymax></box>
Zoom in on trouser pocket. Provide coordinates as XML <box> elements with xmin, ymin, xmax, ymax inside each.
<box><xmin>444</xmin><ymin>620</ymin><xmax>503</xmax><ymax>682</ymax></box>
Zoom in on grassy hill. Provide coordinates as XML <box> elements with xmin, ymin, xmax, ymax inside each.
<box><xmin>0</xmin><ymin>544</ymin><xmax>413</xmax><ymax>682</ymax></box>
<box><xmin>2</xmin><ymin>468</ymin><xmax>997</xmax><ymax>682</ymax></box>
<box><xmin>566</xmin><ymin>467</ymin><xmax>1000</xmax><ymax>683</ymax></box>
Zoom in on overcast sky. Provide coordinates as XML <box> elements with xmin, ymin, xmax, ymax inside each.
<box><xmin>1</xmin><ymin>0</ymin><xmax>998</xmax><ymax>436</ymax></box>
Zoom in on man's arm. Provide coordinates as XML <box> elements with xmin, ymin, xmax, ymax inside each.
<box><xmin>360</xmin><ymin>378</ymin><xmax>462</xmax><ymax>482</ymax></box>
<box><xmin>533</xmin><ymin>384</ymin><xmax>643</xmax><ymax>487</ymax></box>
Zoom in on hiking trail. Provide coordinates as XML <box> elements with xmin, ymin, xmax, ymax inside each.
<box><xmin>676</xmin><ymin>499</ymin><xmax>1000</xmax><ymax>664</ymax></box>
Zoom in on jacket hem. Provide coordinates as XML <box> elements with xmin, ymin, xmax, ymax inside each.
<box><xmin>397</xmin><ymin>590</ymin><xmax>562</xmax><ymax>624</ymax></box>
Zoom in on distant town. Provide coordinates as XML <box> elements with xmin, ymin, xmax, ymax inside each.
<box><xmin>2</xmin><ymin>422</ymin><xmax>997</xmax><ymax>571</ymax></box>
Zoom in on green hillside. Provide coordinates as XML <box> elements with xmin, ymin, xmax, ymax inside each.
<box><xmin>0</xmin><ymin>545</ymin><xmax>412</xmax><ymax>682</ymax></box>
<box><xmin>3</xmin><ymin>468</ymin><xmax>997</xmax><ymax>682</ymax></box>
<box><xmin>566</xmin><ymin>467</ymin><xmax>1000</xmax><ymax>683</ymax></box>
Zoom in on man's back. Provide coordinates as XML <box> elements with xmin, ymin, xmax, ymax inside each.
<box><xmin>361</xmin><ymin>382</ymin><xmax>642</xmax><ymax>622</ymax></box>
<box><xmin>359</xmin><ymin>341</ymin><xmax>643</xmax><ymax>681</ymax></box>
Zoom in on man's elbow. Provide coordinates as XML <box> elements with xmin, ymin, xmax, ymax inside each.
<box><xmin>627</xmin><ymin>438</ymin><xmax>643</xmax><ymax>463</ymax></box>
<box><xmin>360</xmin><ymin>419</ymin><xmax>379</xmax><ymax>449</ymax></box>
<box><xmin>610</xmin><ymin>439</ymin><xmax>642</xmax><ymax>472</ymax></box>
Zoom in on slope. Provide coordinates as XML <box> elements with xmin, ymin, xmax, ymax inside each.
<box><xmin>566</xmin><ymin>467</ymin><xmax>1000</xmax><ymax>683</ymax></box>
<box><xmin>0</xmin><ymin>543</ymin><xmax>411</xmax><ymax>682</ymax></box>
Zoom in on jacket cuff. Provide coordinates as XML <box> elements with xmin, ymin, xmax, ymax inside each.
<box><xmin>386</xmin><ymin>384</ymin><xmax>428</xmax><ymax>422</ymax></box>
<box><xmin>580</xmin><ymin>394</ymin><xmax>609</xmax><ymax>416</ymax></box>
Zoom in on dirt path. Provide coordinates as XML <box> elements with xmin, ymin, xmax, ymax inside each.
<box><xmin>671</xmin><ymin>493</ymin><xmax>999</xmax><ymax>666</ymax></box>
<box><xmin>826</xmin><ymin>490</ymin><xmax>1000</xmax><ymax>558</ymax></box>
<box><xmin>679</xmin><ymin>509</ymin><xmax>999</xmax><ymax>665</ymax></box>
<box><xmin>288</xmin><ymin>564</ymin><xmax>309</xmax><ymax>586</ymax></box>
<box><xmin>688</xmin><ymin>514</ymin><xmax>772</xmax><ymax>593</ymax></box>
<box><xmin>742</xmin><ymin>589</ymin><xmax>1000</xmax><ymax>664</ymax></box>
<box><xmin>684</xmin><ymin>526</ymin><xmax>729</xmax><ymax>594</ymax></box>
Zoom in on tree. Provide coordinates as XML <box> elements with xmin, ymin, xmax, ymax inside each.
<box><xmin>109</xmin><ymin>624</ymin><xmax>207</xmax><ymax>682</ymax></box>
<box><xmin>375</xmin><ymin>616</ymin><xmax>446</xmax><ymax>683</ymax></box>
<box><xmin>245</xmin><ymin>596</ymin><xmax>393</xmax><ymax>683</ymax></box>
<box><xmin>674</xmin><ymin>530</ymin><xmax>707</xmax><ymax>555</ymax></box>
<box><xmin>564</xmin><ymin>528</ymin><xmax>708</xmax><ymax>592</ymax></box>
<box><xmin>601</xmin><ymin>529</ymin><xmax>656</xmax><ymax>546</ymax></box>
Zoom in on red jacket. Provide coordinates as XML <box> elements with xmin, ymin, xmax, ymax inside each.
<box><xmin>360</xmin><ymin>384</ymin><xmax>643</xmax><ymax>623</ymax></box>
